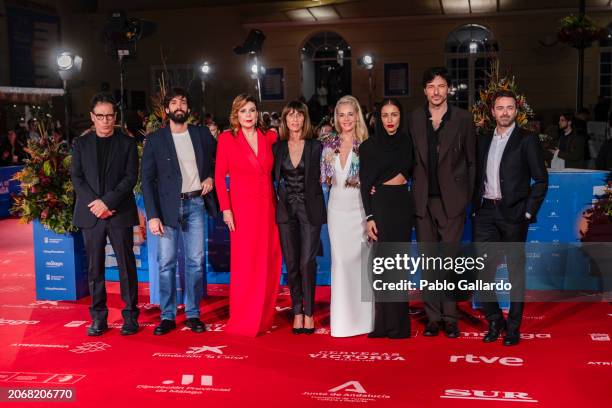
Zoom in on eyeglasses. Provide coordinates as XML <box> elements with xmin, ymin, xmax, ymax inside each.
<box><xmin>92</xmin><ymin>112</ymin><xmax>116</xmax><ymax>121</ymax></box>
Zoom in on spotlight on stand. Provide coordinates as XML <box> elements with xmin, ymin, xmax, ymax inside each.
<box><xmin>102</xmin><ymin>10</ymin><xmax>155</xmax><ymax>127</ymax></box>
<box><xmin>234</xmin><ymin>29</ymin><xmax>267</xmax><ymax>104</ymax></box>
<box><xmin>358</xmin><ymin>54</ymin><xmax>375</xmax><ymax>110</ymax></box>
<box><xmin>55</xmin><ymin>50</ymin><xmax>82</xmax><ymax>143</ymax></box>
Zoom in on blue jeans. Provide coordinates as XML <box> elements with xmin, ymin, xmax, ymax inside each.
<box><xmin>158</xmin><ymin>196</ymin><xmax>205</xmax><ymax>320</ymax></box>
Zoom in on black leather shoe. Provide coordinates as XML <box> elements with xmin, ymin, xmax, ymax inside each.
<box><xmin>120</xmin><ymin>320</ymin><xmax>139</xmax><ymax>336</ymax></box>
<box><xmin>292</xmin><ymin>328</ymin><xmax>304</xmax><ymax>335</ymax></box>
<box><xmin>483</xmin><ymin>319</ymin><xmax>506</xmax><ymax>343</ymax></box>
<box><xmin>423</xmin><ymin>322</ymin><xmax>440</xmax><ymax>337</ymax></box>
<box><xmin>444</xmin><ymin>322</ymin><xmax>460</xmax><ymax>338</ymax></box>
<box><xmin>303</xmin><ymin>327</ymin><xmax>315</xmax><ymax>335</ymax></box>
<box><xmin>87</xmin><ymin>320</ymin><xmax>108</xmax><ymax>337</ymax></box>
<box><xmin>154</xmin><ymin>319</ymin><xmax>176</xmax><ymax>336</ymax></box>
<box><xmin>185</xmin><ymin>318</ymin><xmax>206</xmax><ymax>333</ymax></box>
<box><xmin>503</xmin><ymin>331</ymin><xmax>520</xmax><ymax>346</ymax></box>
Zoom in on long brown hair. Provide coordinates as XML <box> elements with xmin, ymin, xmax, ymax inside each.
<box><xmin>279</xmin><ymin>100</ymin><xmax>313</xmax><ymax>141</ymax></box>
<box><xmin>229</xmin><ymin>93</ymin><xmax>266</xmax><ymax>135</ymax></box>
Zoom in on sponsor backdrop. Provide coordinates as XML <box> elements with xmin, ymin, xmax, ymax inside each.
<box><xmin>31</xmin><ymin>170</ymin><xmax>608</xmax><ymax>301</ymax></box>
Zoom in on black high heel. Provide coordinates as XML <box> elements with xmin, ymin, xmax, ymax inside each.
<box><xmin>303</xmin><ymin>315</ymin><xmax>315</xmax><ymax>335</ymax></box>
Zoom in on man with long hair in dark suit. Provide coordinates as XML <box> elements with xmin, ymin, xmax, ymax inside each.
<box><xmin>408</xmin><ymin>67</ymin><xmax>476</xmax><ymax>338</ymax></box>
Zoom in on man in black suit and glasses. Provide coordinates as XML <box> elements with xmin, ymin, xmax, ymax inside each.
<box><xmin>71</xmin><ymin>93</ymin><xmax>140</xmax><ymax>336</ymax></box>
<box><xmin>472</xmin><ymin>90</ymin><xmax>548</xmax><ymax>346</ymax></box>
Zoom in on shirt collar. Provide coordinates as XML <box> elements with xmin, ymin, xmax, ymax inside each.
<box><xmin>493</xmin><ymin>122</ymin><xmax>516</xmax><ymax>140</ymax></box>
<box><xmin>425</xmin><ymin>102</ymin><xmax>452</xmax><ymax>123</ymax></box>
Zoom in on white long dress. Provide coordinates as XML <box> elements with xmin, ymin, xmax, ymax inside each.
<box><xmin>328</xmin><ymin>151</ymin><xmax>374</xmax><ymax>337</ymax></box>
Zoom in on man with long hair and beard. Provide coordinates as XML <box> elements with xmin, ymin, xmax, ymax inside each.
<box><xmin>141</xmin><ymin>88</ymin><xmax>216</xmax><ymax>336</ymax></box>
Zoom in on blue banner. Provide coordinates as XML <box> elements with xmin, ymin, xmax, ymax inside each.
<box><xmin>0</xmin><ymin>165</ymin><xmax>23</xmax><ymax>218</ymax></box>
<box><xmin>33</xmin><ymin>220</ymin><xmax>88</xmax><ymax>301</ymax></box>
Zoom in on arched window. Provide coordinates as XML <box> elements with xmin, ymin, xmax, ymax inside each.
<box><xmin>445</xmin><ymin>24</ymin><xmax>499</xmax><ymax>109</ymax></box>
<box><xmin>599</xmin><ymin>24</ymin><xmax>612</xmax><ymax>102</ymax></box>
<box><xmin>300</xmin><ymin>31</ymin><xmax>352</xmax><ymax>123</ymax></box>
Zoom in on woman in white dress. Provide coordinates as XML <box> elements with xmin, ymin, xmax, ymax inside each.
<box><xmin>320</xmin><ymin>95</ymin><xmax>373</xmax><ymax>337</ymax></box>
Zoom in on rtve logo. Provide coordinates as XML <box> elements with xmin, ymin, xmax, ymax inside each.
<box><xmin>450</xmin><ymin>354</ymin><xmax>524</xmax><ymax>367</ymax></box>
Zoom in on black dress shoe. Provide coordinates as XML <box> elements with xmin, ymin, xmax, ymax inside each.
<box><xmin>423</xmin><ymin>322</ymin><xmax>440</xmax><ymax>337</ymax></box>
<box><xmin>503</xmin><ymin>331</ymin><xmax>520</xmax><ymax>346</ymax></box>
<box><xmin>483</xmin><ymin>319</ymin><xmax>506</xmax><ymax>343</ymax></box>
<box><xmin>444</xmin><ymin>322</ymin><xmax>460</xmax><ymax>338</ymax></box>
<box><xmin>292</xmin><ymin>328</ymin><xmax>303</xmax><ymax>335</ymax></box>
<box><xmin>154</xmin><ymin>319</ymin><xmax>176</xmax><ymax>336</ymax></box>
<box><xmin>303</xmin><ymin>327</ymin><xmax>315</xmax><ymax>335</ymax></box>
<box><xmin>120</xmin><ymin>320</ymin><xmax>139</xmax><ymax>336</ymax></box>
<box><xmin>367</xmin><ymin>331</ymin><xmax>385</xmax><ymax>338</ymax></box>
<box><xmin>87</xmin><ymin>321</ymin><xmax>108</xmax><ymax>337</ymax></box>
<box><xmin>185</xmin><ymin>318</ymin><xmax>206</xmax><ymax>333</ymax></box>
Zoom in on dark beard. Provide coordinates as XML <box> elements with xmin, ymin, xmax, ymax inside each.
<box><xmin>168</xmin><ymin>109</ymin><xmax>189</xmax><ymax>124</ymax></box>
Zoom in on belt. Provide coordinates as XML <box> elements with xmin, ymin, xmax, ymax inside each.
<box><xmin>482</xmin><ymin>198</ymin><xmax>502</xmax><ymax>208</ymax></box>
<box><xmin>179</xmin><ymin>190</ymin><xmax>202</xmax><ymax>200</ymax></box>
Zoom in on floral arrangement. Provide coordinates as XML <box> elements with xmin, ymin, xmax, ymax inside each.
<box><xmin>558</xmin><ymin>14</ymin><xmax>607</xmax><ymax>49</ymax></box>
<box><xmin>471</xmin><ymin>59</ymin><xmax>534</xmax><ymax>132</ymax></box>
<box><xmin>12</xmin><ymin>135</ymin><xmax>76</xmax><ymax>235</ymax></box>
<box><xmin>581</xmin><ymin>178</ymin><xmax>612</xmax><ymax>242</ymax></box>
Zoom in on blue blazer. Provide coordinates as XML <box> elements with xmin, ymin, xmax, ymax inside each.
<box><xmin>141</xmin><ymin>124</ymin><xmax>215</xmax><ymax>227</ymax></box>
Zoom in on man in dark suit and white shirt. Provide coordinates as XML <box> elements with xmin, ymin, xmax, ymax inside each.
<box><xmin>71</xmin><ymin>93</ymin><xmax>140</xmax><ymax>336</ymax></box>
<box><xmin>472</xmin><ymin>90</ymin><xmax>548</xmax><ymax>346</ymax></box>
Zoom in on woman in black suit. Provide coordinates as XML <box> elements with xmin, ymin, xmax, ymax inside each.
<box><xmin>273</xmin><ymin>100</ymin><xmax>326</xmax><ymax>335</ymax></box>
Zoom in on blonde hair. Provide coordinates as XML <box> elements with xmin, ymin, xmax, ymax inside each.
<box><xmin>334</xmin><ymin>95</ymin><xmax>368</xmax><ymax>142</ymax></box>
<box><xmin>279</xmin><ymin>100</ymin><xmax>313</xmax><ymax>141</ymax></box>
<box><xmin>229</xmin><ymin>93</ymin><xmax>265</xmax><ymax>135</ymax></box>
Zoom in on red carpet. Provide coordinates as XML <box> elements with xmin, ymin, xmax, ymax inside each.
<box><xmin>0</xmin><ymin>218</ymin><xmax>611</xmax><ymax>407</ymax></box>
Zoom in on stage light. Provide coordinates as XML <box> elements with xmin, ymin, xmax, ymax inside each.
<box><xmin>469</xmin><ymin>41</ymin><xmax>478</xmax><ymax>54</ymax></box>
<box><xmin>56</xmin><ymin>51</ymin><xmax>82</xmax><ymax>73</ymax></box>
<box><xmin>200</xmin><ymin>62</ymin><xmax>211</xmax><ymax>75</ymax></box>
<box><xmin>358</xmin><ymin>55</ymin><xmax>375</xmax><ymax>70</ymax></box>
<box><xmin>234</xmin><ymin>29</ymin><xmax>266</xmax><ymax>55</ymax></box>
<box><xmin>57</xmin><ymin>53</ymin><xmax>73</xmax><ymax>70</ymax></box>
<box><xmin>250</xmin><ymin>63</ymin><xmax>265</xmax><ymax>77</ymax></box>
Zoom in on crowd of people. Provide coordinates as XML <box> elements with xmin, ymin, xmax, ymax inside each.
<box><xmin>68</xmin><ymin>66</ymin><xmax>575</xmax><ymax>348</ymax></box>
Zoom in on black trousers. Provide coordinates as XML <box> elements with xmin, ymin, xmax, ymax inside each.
<box><xmin>82</xmin><ymin>219</ymin><xmax>139</xmax><ymax>322</ymax></box>
<box><xmin>473</xmin><ymin>203</ymin><xmax>528</xmax><ymax>333</ymax></box>
<box><xmin>371</xmin><ymin>184</ymin><xmax>414</xmax><ymax>338</ymax></box>
<box><xmin>416</xmin><ymin>197</ymin><xmax>465</xmax><ymax>324</ymax></box>
<box><xmin>278</xmin><ymin>200</ymin><xmax>322</xmax><ymax>316</ymax></box>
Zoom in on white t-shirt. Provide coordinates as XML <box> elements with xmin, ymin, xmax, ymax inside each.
<box><xmin>171</xmin><ymin>130</ymin><xmax>201</xmax><ymax>193</ymax></box>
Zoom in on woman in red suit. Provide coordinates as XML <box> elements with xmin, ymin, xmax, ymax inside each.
<box><xmin>215</xmin><ymin>94</ymin><xmax>282</xmax><ymax>336</ymax></box>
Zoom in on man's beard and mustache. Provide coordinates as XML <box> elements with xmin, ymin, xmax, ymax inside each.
<box><xmin>497</xmin><ymin>115</ymin><xmax>515</xmax><ymax>127</ymax></box>
<box><xmin>168</xmin><ymin>109</ymin><xmax>189</xmax><ymax>124</ymax></box>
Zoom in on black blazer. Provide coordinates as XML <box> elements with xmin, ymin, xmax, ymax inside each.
<box><xmin>141</xmin><ymin>124</ymin><xmax>215</xmax><ymax>227</ymax></box>
<box><xmin>70</xmin><ymin>130</ymin><xmax>139</xmax><ymax>229</ymax></box>
<box><xmin>473</xmin><ymin>126</ymin><xmax>548</xmax><ymax>223</ymax></box>
<box><xmin>272</xmin><ymin>138</ymin><xmax>326</xmax><ymax>226</ymax></box>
